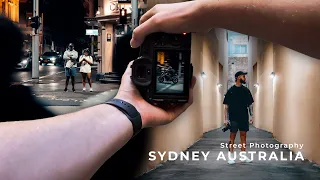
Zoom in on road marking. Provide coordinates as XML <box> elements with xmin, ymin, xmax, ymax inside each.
<box><xmin>12</xmin><ymin>70</ymin><xmax>65</xmax><ymax>85</ymax></box>
<box><xmin>39</xmin><ymin>71</ymin><xmax>65</xmax><ymax>79</ymax></box>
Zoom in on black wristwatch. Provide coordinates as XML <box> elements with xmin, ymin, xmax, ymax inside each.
<box><xmin>106</xmin><ymin>98</ymin><xmax>142</xmax><ymax>137</ymax></box>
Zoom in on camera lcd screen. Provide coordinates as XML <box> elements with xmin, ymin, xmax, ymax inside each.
<box><xmin>155</xmin><ymin>50</ymin><xmax>188</xmax><ymax>94</ymax></box>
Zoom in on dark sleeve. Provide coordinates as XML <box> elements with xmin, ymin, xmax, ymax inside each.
<box><xmin>223</xmin><ymin>90</ymin><xmax>231</xmax><ymax>105</ymax></box>
<box><xmin>247</xmin><ymin>89</ymin><xmax>254</xmax><ymax>106</ymax></box>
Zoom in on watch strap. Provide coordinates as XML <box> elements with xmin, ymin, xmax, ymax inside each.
<box><xmin>106</xmin><ymin>98</ymin><xmax>142</xmax><ymax>136</ymax></box>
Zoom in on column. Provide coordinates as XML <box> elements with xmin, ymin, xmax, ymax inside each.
<box><xmin>101</xmin><ymin>23</ymin><xmax>114</xmax><ymax>73</ymax></box>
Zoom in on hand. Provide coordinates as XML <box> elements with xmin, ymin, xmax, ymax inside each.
<box><xmin>249</xmin><ymin>116</ymin><xmax>254</xmax><ymax>124</ymax></box>
<box><xmin>130</xmin><ymin>0</ymin><xmax>214</xmax><ymax>48</ymax></box>
<box><xmin>114</xmin><ymin>61</ymin><xmax>197</xmax><ymax>128</ymax></box>
<box><xmin>224</xmin><ymin>120</ymin><xmax>229</xmax><ymax>126</ymax></box>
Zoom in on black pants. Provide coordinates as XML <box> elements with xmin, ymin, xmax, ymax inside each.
<box><xmin>230</xmin><ymin>120</ymin><xmax>249</xmax><ymax>133</ymax></box>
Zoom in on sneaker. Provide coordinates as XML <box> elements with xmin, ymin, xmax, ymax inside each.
<box><xmin>72</xmin><ymin>88</ymin><xmax>76</xmax><ymax>92</ymax></box>
<box><xmin>228</xmin><ymin>152</ymin><xmax>236</xmax><ymax>165</ymax></box>
<box><xmin>240</xmin><ymin>155</ymin><xmax>252</xmax><ymax>163</ymax></box>
<box><xmin>90</xmin><ymin>88</ymin><xmax>93</xmax><ymax>92</ymax></box>
<box><xmin>64</xmin><ymin>88</ymin><xmax>68</xmax><ymax>92</ymax></box>
<box><xmin>82</xmin><ymin>88</ymin><xmax>86</xmax><ymax>92</ymax></box>
<box><xmin>228</xmin><ymin>159</ymin><xmax>236</xmax><ymax>165</ymax></box>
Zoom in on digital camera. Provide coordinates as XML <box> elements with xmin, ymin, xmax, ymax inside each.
<box><xmin>131</xmin><ymin>32</ymin><xmax>193</xmax><ymax>104</ymax></box>
<box><xmin>222</xmin><ymin>124</ymin><xmax>231</xmax><ymax>132</ymax></box>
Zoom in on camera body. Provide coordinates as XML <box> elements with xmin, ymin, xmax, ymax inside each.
<box><xmin>222</xmin><ymin>124</ymin><xmax>231</xmax><ymax>132</ymax></box>
<box><xmin>131</xmin><ymin>32</ymin><xmax>193</xmax><ymax>104</ymax></box>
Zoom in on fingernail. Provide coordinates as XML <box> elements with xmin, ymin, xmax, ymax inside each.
<box><xmin>130</xmin><ymin>41</ymin><xmax>137</xmax><ymax>48</ymax></box>
<box><xmin>130</xmin><ymin>40</ymin><xmax>135</xmax><ymax>48</ymax></box>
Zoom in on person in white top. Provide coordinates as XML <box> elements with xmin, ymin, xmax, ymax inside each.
<box><xmin>63</xmin><ymin>43</ymin><xmax>78</xmax><ymax>92</ymax></box>
<box><xmin>79</xmin><ymin>48</ymin><xmax>94</xmax><ymax>92</ymax></box>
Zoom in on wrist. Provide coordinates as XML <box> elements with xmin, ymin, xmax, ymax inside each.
<box><xmin>105</xmin><ymin>98</ymin><xmax>143</xmax><ymax>136</ymax></box>
<box><xmin>99</xmin><ymin>104</ymin><xmax>134</xmax><ymax>137</ymax></box>
<box><xmin>114</xmin><ymin>94</ymin><xmax>148</xmax><ymax>129</ymax></box>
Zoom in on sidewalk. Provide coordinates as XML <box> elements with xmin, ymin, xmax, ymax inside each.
<box><xmin>22</xmin><ymin>68</ymin><xmax>120</xmax><ymax>114</ymax></box>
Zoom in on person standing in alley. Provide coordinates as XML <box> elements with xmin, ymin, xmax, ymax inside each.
<box><xmin>79</xmin><ymin>48</ymin><xmax>94</xmax><ymax>92</ymax></box>
<box><xmin>223</xmin><ymin>71</ymin><xmax>254</xmax><ymax>164</ymax></box>
<box><xmin>63</xmin><ymin>43</ymin><xmax>78</xmax><ymax>92</ymax></box>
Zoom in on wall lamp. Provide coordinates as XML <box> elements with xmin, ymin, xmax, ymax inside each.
<box><xmin>217</xmin><ymin>83</ymin><xmax>222</xmax><ymax>88</ymax></box>
<box><xmin>201</xmin><ymin>72</ymin><xmax>206</xmax><ymax>78</ymax></box>
<box><xmin>270</xmin><ymin>72</ymin><xmax>276</xmax><ymax>79</ymax></box>
<box><xmin>254</xmin><ymin>83</ymin><xmax>259</xmax><ymax>88</ymax></box>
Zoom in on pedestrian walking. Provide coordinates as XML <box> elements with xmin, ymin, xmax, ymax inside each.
<box><xmin>223</xmin><ymin>71</ymin><xmax>254</xmax><ymax>164</ymax></box>
<box><xmin>63</xmin><ymin>43</ymin><xmax>78</xmax><ymax>92</ymax></box>
<box><xmin>79</xmin><ymin>48</ymin><xmax>94</xmax><ymax>92</ymax></box>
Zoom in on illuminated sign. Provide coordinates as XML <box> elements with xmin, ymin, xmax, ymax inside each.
<box><xmin>86</xmin><ymin>29</ymin><xmax>98</xmax><ymax>36</ymax></box>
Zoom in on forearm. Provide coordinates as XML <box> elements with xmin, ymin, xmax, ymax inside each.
<box><xmin>63</xmin><ymin>54</ymin><xmax>68</xmax><ymax>60</ymax></box>
<box><xmin>0</xmin><ymin>104</ymin><xmax>133</xmax><ymax>180</ymax></box>
<box><xmin>224</xmin><ymin>105</ymin><xmax>228</xmax><ymax>120</ymax></box>
<box><xmin>248</xmin><ymin>104</ymin><xmax>254</xmax><ymax>117</ymax></box>
<box><xmin>203</xmin><ymin>0</ymin><xmax>320</xmax><ymax>59</ymax></box>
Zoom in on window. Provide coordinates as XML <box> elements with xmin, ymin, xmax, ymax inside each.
<box><xmin>233</xmin><ymin>44</ymin><xmax>247</xmax><ymax>54</ymax></box>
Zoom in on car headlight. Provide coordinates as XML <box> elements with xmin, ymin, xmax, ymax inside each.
<box><xmin>22</xmin><ymin>59</ymin><xmax>28</xmax><ymax>64</ymax></box>
<box><xmin>50</xmin><ymin>57</ymin><xmax>56</xmax><ymax>61</ymax></box>
<box><xmin>40</xmin><ymin>57</ymin><xmax>43</xmax><ymax>60</ymax></box>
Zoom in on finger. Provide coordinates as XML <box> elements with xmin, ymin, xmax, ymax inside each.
<box><xmin>124</xmin><ymin>60</ymin><xmax>134</xmax><ymax>75</ymax></box>
<box><xmin>121</xmin><ymin>60</ymin><xmax>134</xmax><ymax>83</ymax></box>
<box><xmin>191</xmin><ymin>76</ymin><xmax>197</xmax><ymax>89</ymax></box>
<box><xmin>139</xmin><ymin>6</ymin><xmax>157</xmax><ymax>25</ymax></box>
<box><xmin>131</xmin><ymin>16</ymin><xmax>160</xmax><ymax>48</ymax></box>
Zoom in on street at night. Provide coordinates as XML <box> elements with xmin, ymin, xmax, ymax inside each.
<box><xmin>12</xmin><ymin>65</ymin><xmax>65</xmax><ymax>83</ymax></box>
<box><xmin>11</xmin><ymin>65</ymin><xmax>119</xmax><ymax>107</ymax></box>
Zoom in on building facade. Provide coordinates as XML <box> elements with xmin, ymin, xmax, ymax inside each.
<box><xmin>0</xmin><ymin>0</ymin><xmax>19</xmax><ymax>22</ymax></box>
<box><xmin>93</xmin><ymin>0</ymin><xmax>146</xmax><ymax>73</ymax></box>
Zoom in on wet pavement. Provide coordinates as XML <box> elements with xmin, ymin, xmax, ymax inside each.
<box><xmin>14</xmin><ymin>66</ymin><xmax>120</xmax><ymax>106</ymax></box>
<box><xmin>12</xmin><ymin>64</ymin><xmax>65</xmax><ymax>83</ymax></box>
<box><xmin>137</xmin><ymin>126</ymin><xmax>320</xmax><ymax>180</ymax></box>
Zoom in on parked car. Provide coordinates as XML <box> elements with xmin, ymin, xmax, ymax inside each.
<box><xmin>16</xmin><ymin>51</ymin><xmax>32</xmax><ymax>70</ymax></box>
<box><xmin>39</xmin><ymin>51</ymin><xmax>62</xmax><ymax>66</ymax></box>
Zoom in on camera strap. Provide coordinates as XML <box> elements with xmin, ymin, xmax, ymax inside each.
<box><xmin>105</xmin><ymin>98</ymin><xmax>142</xmax><ymax>137</ymax></box>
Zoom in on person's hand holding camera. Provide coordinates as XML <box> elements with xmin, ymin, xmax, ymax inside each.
<box><xmin>130</xmin><ymin>0</ymin><xmax>214</xmax><ymax>48</ymax></box>
<box><xmin>114</xmin><ymin>61</ymin><xmax>196</xmax><ymax>129</ymax></box>
<box><xmin>224</xmin><ymin>119</ymin><xmax>229</xmax><ymax>126</ymax></box>
<box><xmin>249</xmin><ymin>116</ymin><xmax>254</xmax><ymax>124</ymax></box>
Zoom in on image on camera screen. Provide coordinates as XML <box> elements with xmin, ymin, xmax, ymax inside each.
<box><xmin>156</xmin><ymin>50</ymin><xmax>186</xmax><ymax>94</ymax></box>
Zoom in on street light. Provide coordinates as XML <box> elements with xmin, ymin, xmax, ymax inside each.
<box><xmin>119</xmin><ymin>8</ymin><xmax>127</xmax><ymax>24</ymax></box>
<box><xmin>29</xmin><ymin>16</ymin><xmax>40</xmax><ymax>33</ymax></box>
<box><xmin>201</xmin><ymin>72</ymin><xmax>206</xmax><ymax>78</ymax></box>
<box><xmin>270</xmin><ymin>72</ymin><xmax>276</xmax><ymax>79</ymax></box>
